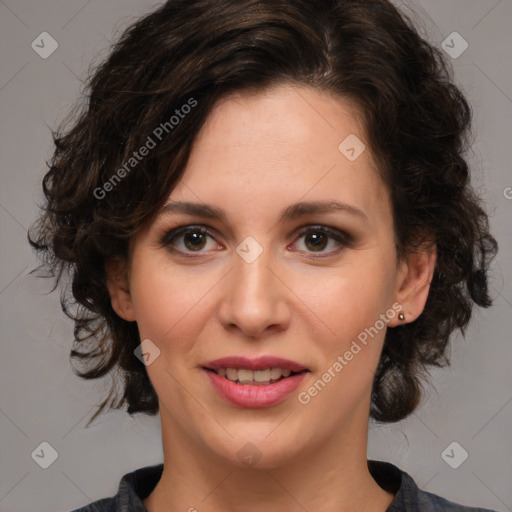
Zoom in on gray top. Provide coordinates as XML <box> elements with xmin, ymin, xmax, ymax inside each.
<box><xmin>70</xmin><ymin>461</ymin><xmax>500</xmax><ymax>512</ymax></box>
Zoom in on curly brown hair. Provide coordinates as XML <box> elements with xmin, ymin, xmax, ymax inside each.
<box><xmin>29</xmin><ymin>0</ymin><xmax>497</xmax><ymax>426</ymax></box>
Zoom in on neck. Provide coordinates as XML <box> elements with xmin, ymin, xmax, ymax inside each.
<box><xmin>143</xmin><ymin>406</ymin><xmax>394</xmax><ymax>512</ymax></box>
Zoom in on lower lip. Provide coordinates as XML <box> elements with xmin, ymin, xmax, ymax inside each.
<box><xmin>204</xmin><ymin>369</ymin><xmax>307</xmax><ymax>408</ymax></box>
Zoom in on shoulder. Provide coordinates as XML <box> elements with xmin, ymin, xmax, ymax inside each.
<box><xmin>69</xmin><ymin>463</ymin><xmax>164</xmax><ymax>512</ymax></box>
<box><xmin>368</xmin><ymin>460</ymin><xmax>500</xmax><ymax>512</ymax></box>
<box><xmin>397</xmin><ymin>471</ymin><xmax>499</xmax><ymax>512</ymax></box>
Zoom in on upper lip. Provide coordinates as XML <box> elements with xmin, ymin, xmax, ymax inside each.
<box><xmin>202</xmin><ymin>355</ymin><xmax>308</xmax><ymax>372</ymax></box>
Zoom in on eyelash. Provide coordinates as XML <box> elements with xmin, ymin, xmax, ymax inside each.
<box><xmin>160</xmin><ymin>224</ymin><xmax>353</xmax><ymax>259</ymax></box>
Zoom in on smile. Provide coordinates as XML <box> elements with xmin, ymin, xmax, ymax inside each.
<box><xmin>202</xmin><ymin>355</ymin><xmax>309</xmax><ymax>407</ymax></box>
<box><xmin>203</xmin><ymin>369</ymin><xmax>308</xmax><ymax>408</ymax></box>
<box><xmin>211</xmin><ymin>367</ymin><xmax>300</xmax><ymax>385</ymax></box>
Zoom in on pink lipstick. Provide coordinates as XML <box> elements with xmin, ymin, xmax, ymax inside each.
<box><xmin>202</xmin><ymin>355</ymin><xmax>309</xmax><ymax>408</ymax></box>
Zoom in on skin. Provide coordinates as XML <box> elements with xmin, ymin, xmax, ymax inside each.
<box><xmin>106</xmin><ymin>84</ymin><xmax>436</xmax><ymax>512</ymax></box>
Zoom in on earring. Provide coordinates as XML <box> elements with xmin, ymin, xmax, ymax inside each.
<box><xmin>398</xmin><ymin>311</ymin><xmax>405</xmax><ymax>321</ymax></box>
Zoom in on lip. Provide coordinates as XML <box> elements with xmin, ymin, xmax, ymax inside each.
<box><xmin>202</xmin><ymin>355</ymin><xmax>308</xmax><ymax>372</ymax></box>
<box><xmin>204</xmin><ymin>369</ymin><xmax>308</xmax><ymax>408</ymax></box>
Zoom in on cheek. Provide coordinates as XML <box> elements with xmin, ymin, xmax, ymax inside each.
<box><xmin>128</xmin><ymin>260</ymin><xmax>179</xmax><ymax>338</ymax></box>
<box><xmin>127</xmin><ymin>261</ymin><xmax>212</xmax><ymax>405</ymax></box>
<box><xmin>295</xmin><ymin>257</ymin><xmax>395</xmax><ymax>339</ymax></box>
<box><xmin>128</xmin><ymin>253</ymin><xmax>224</xmax><ymax>362</ymax></box>
<box><xmin>295</xmin><ymin>271</ymin><xmax>392</xmax><ymax>423</ymax></box>
<box><xmin>292</xmin><ymin>256</ymin><xmax>396</xmax><ymax>405</ymax></box>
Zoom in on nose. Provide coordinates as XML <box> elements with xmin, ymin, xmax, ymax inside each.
<box><xmin>217</xmin><ymin>245</ymin><xmax>290</xmax><ymax>339</ymax></box>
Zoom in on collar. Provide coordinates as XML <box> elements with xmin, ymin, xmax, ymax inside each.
<box><xmin>75</xmin><ymin>459</ymin><xmax>494</xmax><ymax>511</ymax></box>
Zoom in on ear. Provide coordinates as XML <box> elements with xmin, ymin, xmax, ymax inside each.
<box><xmin>105</xmin><ymin>258</ymin><xmax>136</xmax><ymax>322</ymax></box>
<box><xmin>389</xmin><ymin>239</ymin><xmax>437</xmax><ymax>327</ymax></box>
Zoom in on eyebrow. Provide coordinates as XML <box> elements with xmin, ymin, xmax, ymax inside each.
<box><xmin>158</xmin><ymin>200</ymin><xmax>368</xmax><ymax>223</ymax></box>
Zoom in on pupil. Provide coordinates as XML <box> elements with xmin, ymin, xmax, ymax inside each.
<box><xmin>185</xmin><ymin>232</ymin><xmax>205</xmax><ymax>250</ymax></box>
<box><xmin>306</xmin><ymin>232</ymin><xmax>326</xmax><ymax>251</ymax></box>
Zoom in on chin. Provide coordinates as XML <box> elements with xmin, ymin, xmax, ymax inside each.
<box><xmin>208</xmin><ymin>429</ymin><xmax>311</xmax><ymax>470</ymax></box>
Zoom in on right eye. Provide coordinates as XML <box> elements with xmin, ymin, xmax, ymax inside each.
<box><xmin>160</xmin><ymin>225</ymin><xmax>223</xmax><ymax>257</ymax></box>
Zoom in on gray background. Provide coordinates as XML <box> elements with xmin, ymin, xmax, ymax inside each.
<box><xmin>0</xmin><ymin>1</ymin><xmax>511</xmax><ymax>511</ymax></box>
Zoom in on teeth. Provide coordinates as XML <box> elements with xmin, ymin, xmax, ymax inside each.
<box><xmin>238</xmin><ymin>369</ymin><xmax>253</xmax><ymax>383</ymax></box>
<box><xmin>270</xmin><ymin>367</ymin><xmax>281</xmax><ymax>380</ymax></box>
<box><xmin>254</xmin><ymin>369</ymin><xmax>271</xmax><ymax>382</ymax></box>
<box><xmin>215</xmin><ymin>367</ymin><xmax>296</xmax><ymax>384</ymax></box>
<box><xmin>226</xmin><ymin>368</ymin><xmax>237</xmax><ymax>380</ymax></box>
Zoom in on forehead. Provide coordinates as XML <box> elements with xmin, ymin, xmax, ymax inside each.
<box><xmin>165</xmin><ymin>84</ymin><xmax>391</xmax><ymax>228</ymax></box>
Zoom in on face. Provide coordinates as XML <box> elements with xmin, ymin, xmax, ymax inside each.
<box><xmin>108</xmin><ymin>84</ymin><xmax>432</xmax><ymax>469</ymax></box>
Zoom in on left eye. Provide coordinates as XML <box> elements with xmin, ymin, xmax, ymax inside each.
<box><xmin>161</xmin><ymin>225</ymin><xmax>351</xmax><ymax>257</ymax></box>
<box><xmin>293</xmin><ymin>226</ymin><xmax>351</xmax><ymax>255</ymax></box>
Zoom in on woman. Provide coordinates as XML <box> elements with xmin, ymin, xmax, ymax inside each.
<box><xmin>29</xmin><ymin>0</ymin><xmax>499</xmax><ymax>510</ymax></box>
